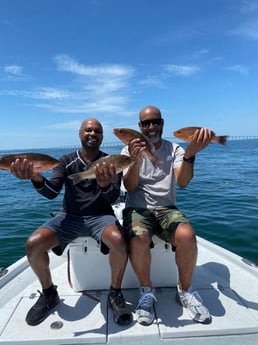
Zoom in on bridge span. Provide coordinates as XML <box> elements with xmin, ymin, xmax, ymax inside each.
<box><xmin>1</xmin><ymin>136</ymin><xmax>257</xmax><ymax>153</ymax></box>
<box><xmin>101</xmin><ymin>136</ymin><xmax>258</xmax><ymax>148</ymax></box>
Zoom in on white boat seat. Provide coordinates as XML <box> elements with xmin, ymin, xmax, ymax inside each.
<box><xmin>68</xmin><ymin>235</ymin><xmax>178</xmax><ymax>291</ymax></box>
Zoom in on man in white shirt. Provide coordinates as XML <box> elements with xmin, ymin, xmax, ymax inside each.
<box><xmin>121</xmin><ymin>105</ymin><xmax>212</xmax><ymax>326</ymax></box>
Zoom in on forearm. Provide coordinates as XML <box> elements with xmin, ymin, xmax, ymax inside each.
<box><xmin>176</xmin><ymin>156</ymin><xmax>195</xmax><ymax>188</ymax></box>
<box><xmin>31</xmin><ymin>174</ymin><xmax>62</xmax><ymax>199</ymax></box>
<box><xmin>123</xmin><ymin>159</ymin><xmax>141</xmax><ymax>192</ymax></box>
<box><xmin>31</xmin><ymin>174</ymin><xmax>45</xmax><ymax>189</ymax></box>
<box><xmin>101</xmin><ymin>183</ymin><xmax>121</xmax><ymax>203</ymax></box>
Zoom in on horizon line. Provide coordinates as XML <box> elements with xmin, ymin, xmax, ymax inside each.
<box><xmin>0</xmin><ymin>136</ymin><xmax>257</xmax><ymax>153</ymax></box>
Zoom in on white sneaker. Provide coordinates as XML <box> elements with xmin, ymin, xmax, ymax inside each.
<box><xmin>135</xmin><ymin>286</ymin><xmax>157</xmax><ymax>326</ymax></box>
<box><xmin>177</xmin><ymin>285</ymin><xmax>211</xmax><ymax>323</ymax></box>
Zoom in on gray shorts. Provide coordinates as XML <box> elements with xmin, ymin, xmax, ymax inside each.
<box><xmin>41</xmin><ymin>211</ymin><xmax>120</xmax><ymax>256</ymax></box>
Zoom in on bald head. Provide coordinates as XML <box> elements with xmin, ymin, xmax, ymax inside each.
<box><xmin>79</xmin><ymin>118</ymin><xmax>103</xmax><ymax>133</ymax></box>
<box><xmin>139</xmin><ymin>105</ymin><xmax>161</xmax><ymax>121</ymax></box>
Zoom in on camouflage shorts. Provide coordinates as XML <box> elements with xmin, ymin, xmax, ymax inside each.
<box><xmin>122</xmin><ymin>207</ymin><xmax>191</xmax><ymax>243</ymax></box>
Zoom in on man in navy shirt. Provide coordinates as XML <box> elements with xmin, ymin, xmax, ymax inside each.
<box><xmin>11</xmin><ymin>118</ymin><xmax>132</xmax><ymax>327</ymax></box>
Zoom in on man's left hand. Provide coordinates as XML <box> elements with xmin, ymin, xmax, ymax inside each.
<box><xmin>94</xmin><ymin>162</ymin><xmax>116</xmax><ymax>188</ymax></box>
<box><xmin>184</xmin><ymin>128</ymin><xmax>212</xmax><ymax>157</ymax></box>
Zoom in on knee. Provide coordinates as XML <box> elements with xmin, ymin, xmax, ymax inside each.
<box><xmin>174</xmin><ymin>224</ymin><xmax>196</xmax><ymax>246</ymax></box>
<box><xmin>104</xmin><ymin>227</ymin><xmax>127</xmax><ymax>252</ymax></box>
<box><xmin>131</xmin><ymin>234</ymin><xmax>151</xmax><ymax>249</ymax></box>
<box><xmin>26</xmin><ymin>234</ymin><xmax>40</xmax><ymax>257</ymax></box>
<box><xmin>113</xmin><ymin>232</ymin><xmax>126</xmax><ymax>248</ymax></box>
<box><xmin>26</xmin><ymin>232</ymin><xmax>39</xmax><ymax>248</ymax></box>
<box><xmin>26</xmin><ymin>230</ymin><xmax>52</xmax><ymax>256</ymax></box>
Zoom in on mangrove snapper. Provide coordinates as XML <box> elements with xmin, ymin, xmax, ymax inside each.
<box><xmin>0</xmin><ymin>153</ymin><xmax>60</xmax><ymax>172</ymax></box>
<box><xmin>173</xmin><ymin>126</ymin><xmax>229</xmax><ymax>146</ymax></box>
<box><xmin>113</xmin><ymin>128</ymin><xmax>159</xmax><ymax>167</ymax></box>
<box><xmin>69</xmin><ymin>154</ymin><xmax>135</xmax><ymax>185</ymax></box>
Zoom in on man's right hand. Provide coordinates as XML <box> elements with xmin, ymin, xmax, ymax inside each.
<box><xmin>10</xmin><ymin>158</ymin><xmax>42</xmax><ymax>182</ymax></box>
<box><xmin>128</xmin><ymin>138</ymin><xmax>146</xmax><ymax>161</ymax></box>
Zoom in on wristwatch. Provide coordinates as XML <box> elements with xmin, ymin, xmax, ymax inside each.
<box><xmin>183</xmin><ymin>156</ymin><xmax>195</xmax><ymax>164</ymax></box>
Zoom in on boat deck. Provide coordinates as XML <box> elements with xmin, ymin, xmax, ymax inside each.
<box><xmin>1</xmin><ymin>237</ymin><xmax>258</xmax><ymax>345</ymax></box>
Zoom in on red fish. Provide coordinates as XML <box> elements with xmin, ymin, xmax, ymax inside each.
<box><xmin>69</xmin><ymin>154</ymin><xmax>136</xmax><ymax>185</ymax></box>
<box><xmin>173</xmin><ymin>126</ymin><xmax>228</xmax><ymax>145</ymax></box>
<box><xmin>0</xmin><ymin>153</ymin><xmax>60</xmax><ymax>172</ymax></box>
<box><xmin>113</xmin><ymin>128</ymin><xmax>159</xmax><ymax>167</ymax></box>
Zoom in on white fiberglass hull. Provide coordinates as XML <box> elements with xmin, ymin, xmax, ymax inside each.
<box><xmin>0</xmin><ymin>207</ymin><xmax>258</xmax><ymax>345</ymax></box>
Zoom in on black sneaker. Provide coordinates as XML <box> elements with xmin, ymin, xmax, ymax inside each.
<box><xmin>26</xmin><ymin>287</ymin><xmax>60</xmax><ymax>326</ymax></box>
<box><xmin>108</xmin><ymin>290</ymin><xmax>133</xmax><ymax>326</ymax></box>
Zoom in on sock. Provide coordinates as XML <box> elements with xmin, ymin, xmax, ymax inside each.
<box><xmin>110</xmin><ymin>286</ymin><xmax>121</xmax><ymax>295</ymax></box>
<box><xmin>43</xmin><ymin>284</ymin><xmax>56</xmax><ymax>297</ymax></box>
<box><xmin>177</xmin><ymin>284</ymin><xmax>191</xmax><ymax>293</ymax></box>
<box><xmin>140</xmin><ymin>286</ymin><xmax>152</xmax><ymax>293</ymax></box>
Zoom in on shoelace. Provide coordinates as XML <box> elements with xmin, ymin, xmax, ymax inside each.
<box><xmin>32</xmin><ymin>291</ymin><xmax>47</xmax><ymax>308</ymax></box>
<box><xmin>137</xmin><ymin>292</ymin><xmax>157</xmax><ymax>309</ymax></box>
<box><xmin>34</xmin><ymin>290</ymin><xmax>58</xmax><ymax>308</ymax></box>
<box><xmin>112</xmin><ymin>292</ymin><xmax>126</xmax><ymax>309</ymax></box>
<box><xmin>188</xmin><ymin>291</ymin><xmax>203</xmax><ymax>307</ymax></box>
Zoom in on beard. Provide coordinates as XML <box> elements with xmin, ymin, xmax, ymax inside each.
<box><xmin>146</xmin><ymin>129</ymin><xmax>162</xmax><ymax>144</ymax></box>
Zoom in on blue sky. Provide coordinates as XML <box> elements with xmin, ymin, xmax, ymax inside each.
<box><xmin>1</xmin><ymin>0</ymin><xmax>258</xmax><ymax>150</ymax></box>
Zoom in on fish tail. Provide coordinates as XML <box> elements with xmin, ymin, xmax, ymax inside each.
<box><xmin>217</xmin><ymin>135</ymin><xmax>229</xmax><ymax>146</ymax></box>
<box><xmin>68</xmin><ymin>173</ymin><xmax>83</xmax><ymax>185</ymax></box>
<box><xmin>150</xmin><ymin>154</ymin><xmax>160</xmax><ymax>168</ymax></box>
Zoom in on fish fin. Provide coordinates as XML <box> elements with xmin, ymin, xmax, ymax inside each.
<box><xmin>150</xmin><ymin>154</ymin><xmax>161</xmax><ymax>168</ymax></box>
<box><xmin>217</xmin><ymin>135</ymin><xmax>229</xmax><ymax>146</ymax></box>
<box><xmin>149</xmin><ymin>142</ymin><xmax>156</xmax><ymax>153</ymax></box>
<box><xmin>145</xmin><ymin>140</ymin><xmax>162</xmax><ymax>167</ymax></box>
<box><xmin>32</xmin><ymin>168</ymin><xmax>42</xmax><ymax>174</ymax></box>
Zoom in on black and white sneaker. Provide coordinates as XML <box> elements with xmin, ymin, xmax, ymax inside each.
<box><xmin>108</xmin><ymin>289</ymin><xmax>133</xmax><ymax>326</ymax></box>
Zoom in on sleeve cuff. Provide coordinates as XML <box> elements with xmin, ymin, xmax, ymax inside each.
<box><xmin>100</xmin><ymin>184</ymin><xmax>113</xmax><ymax>193</ymax></box>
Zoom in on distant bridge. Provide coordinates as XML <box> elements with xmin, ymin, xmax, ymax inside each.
<box><xmin>101</xmin><ymin>136</ymin><xmax>258</xmax><ymax>148</ymax></box>
<box><xmin>225</xmin><ymin>135</ymin><xmax>258</xmax><ymax>140</ymax></box>
<box><xmin>0</xmin><ymin>136</ymin><xmax>257</xmax><ymax>153</ymax></box>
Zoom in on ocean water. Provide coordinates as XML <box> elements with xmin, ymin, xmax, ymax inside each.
<box><xmin>0</xmin><ymin>139</ymin><xmax>257</xmax><ymax>269</ymax></box>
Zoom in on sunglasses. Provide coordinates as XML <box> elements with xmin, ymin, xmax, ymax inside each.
<box><xmin>140</xmin><ymin>118</ymin><xmax>162</xmax><ymax>128</ymax></box>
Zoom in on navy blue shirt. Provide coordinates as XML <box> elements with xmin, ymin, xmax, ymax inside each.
<box><xmin>32</xmin><ymin>150</ymin><xmax>121</xmax><ymax>216</ymax></box>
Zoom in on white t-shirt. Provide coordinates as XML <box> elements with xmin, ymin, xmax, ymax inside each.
<box><xmin>121</xmin><ymin>139</ymin><xmax>185</xmax><ymax>209</ymax></box>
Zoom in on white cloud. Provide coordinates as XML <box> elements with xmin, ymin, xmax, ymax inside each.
<box><xmin>22</xmin><ymin>54</ymin><xmax>134</xmax><ymax>115</ymax></box>
<box><xmin>191</xmin><ymin>49</ymin><xmax>209</xmax><ymax>60</ymax></box>
<box><xmin>163</xmin><ymin>64</ymin><xmax>201</xmax><ymax>76</ymax></box>
<box><xmin>138</xmin><ymin>75</ymin><xmax>165</xmax><ymax>87</ymax></box>
<box><xmin>2</xmin><ymin>65</ymin><xmax>24</xmax><ymax>80</ymax></box>
<box><xmin>1</xmin><ymin>56</ymin><xmax>202</xmax><ymax>118</ymax></box>
<box><xmin>29</xmin><ymin>88</ymin><xmax>71</xmax><ymax>100</ymax></box>
<box><xmin>0</xmin><ymin>58</ymin><xmax>202</xmax><ymax>118</ymax></box>
<box><xmin>4</xmin><ymin>65</ymin><xmax>23</xmax><ymax>75</ymax></box>
<box><xmin>54</xmin><ymin>54</ymin><xmax>134</xmax><ymax>78</ymax></box>
<box><xmin>225</xmin><ymin>64</ymin><xmax>249</xmax><ymax>75</ymax></box>
<box><xmin>230</xmin><ymin>20</ymin><xmax>258</xmax><ymax>39</ymax></box>
<box><xmin>0</xmin><ymin>87</ymin><xmax>71</xmax><ymax>100</ymax></box>
<box><xmin>45</xmin><ymin>120</ymin><xmax>81</xmax><ymax>130</ymax></box>
<box><xmin>34</xmin><ymin>96</ymin><xmax>130</xmax><ymax>114</ymax></box>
